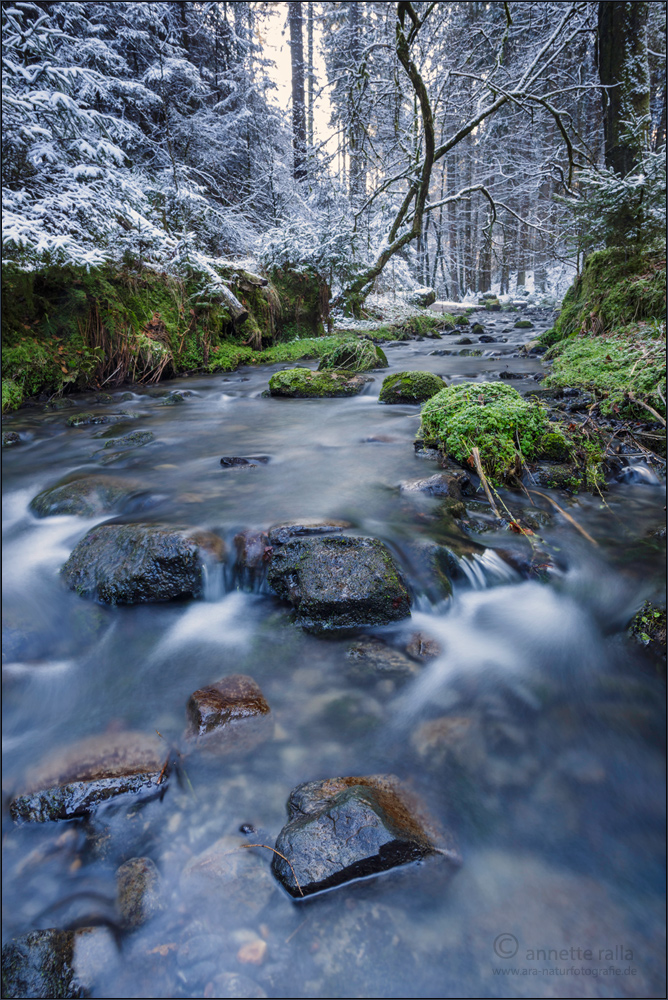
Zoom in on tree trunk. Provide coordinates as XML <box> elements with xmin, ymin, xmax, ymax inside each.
<box><xmin>598</xmin><ymin>1</ymin><xmax>650</xmax><ymax>177</ymax></box>
<box><xmin>306</xmin><ymin>2</ymin><xmax>314</xmax><ymax>150</ymax></box>
<box><xmin>288</xmin><ymin>2</ymin><xmax>307</xmax><ymax>181</ymax></box>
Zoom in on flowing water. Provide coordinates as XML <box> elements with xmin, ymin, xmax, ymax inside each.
<box><xmin>2</xmin><ymin>312</ymin><xmax>666</xmax><ymax>999</ymax></box>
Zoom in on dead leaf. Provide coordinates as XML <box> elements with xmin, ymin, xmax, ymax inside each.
<box><xmin>237</xmin><ymin>939</ymin><xmax>267</xmax><ymax>965</ymax></box>
<box><xmin>148</xmin><ymin>943</ymin><xmax>178</xmax><ymax>957</ymax></box>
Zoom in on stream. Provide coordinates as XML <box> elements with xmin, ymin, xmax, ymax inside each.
<box><xmin>2</xmin><ymin>309</ymin><xmax>666</xmax><ymax>999</ymax></box>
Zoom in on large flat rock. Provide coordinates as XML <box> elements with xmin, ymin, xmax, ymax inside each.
<box><xmin>267</xmin><ymin>536</ymin><xmax>411</xmax><ymax>632</ymax></box>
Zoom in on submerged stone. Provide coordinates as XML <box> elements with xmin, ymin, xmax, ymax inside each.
<box><xmin>2</xmin><ymin>929</ymin><xmax>82</xmax><ymax>999</ymax></box>
<box><xmin>67</xmin><ymin>411</ymin><xmax>134</xmax><ymax>426</ymax></box>
<box><xmin>400</xmin><ymin>473</ymin><xmax>453</xmax><ymax>496</ymax></box>
<box><xmin>268</xmin><ymin>368</ymin><xmax>370</xmax><ymax>398</ymax></box>
<box><xmin>61</xmin><ymin>523</ymin><xmax>224</xmax><ymax>603</ymax></box>
<box><xmin>378</xmin><ymin>371</ymin><xmax>445</xmax><ymax>404</ymax></box>
<box><xmin>267</xmin><ymin>535</ymin><xmax>411</xmax><ymax>632</ymax></box>
<box><xmin>271</xmin><ymin>775</ymin><xmax>456</xmax><ymax>898</ymax></box>
<box><xmin>10</xmin><ymin>732</ymin><xmax>170</xmax><ymax>823</ymax></box>
<box><xmin>345</xmin><ymin>637</ymin><xmax>421</xmax><ymax>684</ymax></box>
<box><xmin>184</xmin><ymin>674</ymin><xmax>271</xmax><ymax>755</ymax></box>
<box><xmin>102</xmin><ymin>430</ymin><xmax>154</xmax><ymax>450</ymax></box>
<box><xmin>220</xmin><ymin>456</ymin><xmax>270</xmax><ymax>468</ymax></box>
<box><xmin>116</xmin><ymin>857</ymin><xmax>164</xmax><ymax>928</ymax></box>
<box><xmin>267</xmin><ymin>518</ymin><xmax>351</xmax><ymax>545</ymax></box>
<box><xmin>30</xmin><ymin>475</ymin><xmax>151</xmax><ymax>518</ymax></box>
<box><xmin>180</xmin><ymin>835</ymin><xmax>275</xmax><ymax>921</ymax></box>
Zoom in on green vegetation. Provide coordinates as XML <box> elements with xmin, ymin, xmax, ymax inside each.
<box><xmin>379</xmin><ymin>371</ymin><xmax>444</xmax><ymax>404</ymax></box>
<box><xmin>318</xmin><ymin>338</ymin><xmax>388</xmax><ymax>373</ymax></box>
<box><xmin>268</xmin><ymin>368</ymin><xmax>368</xmax><ymax>398</ymax></box>
<box><xmin>543</xmin><ymin>246</ymin><xmax>665</xmax><ymax>345</ymax></box>
<box><xmin>545</xmin><ymin>323</ymin><xmax>666</xmax><ymax>418</ymax></box>
<box><xmin>1</xmin><ymin>262</ymin><xmax>329</xmax><ymax>411</ymax></box>
<box><xmin>419</xmin><ymin>381</ymin><xmax>563</xmax><ymax>483</ymax></box>
<box><xmin>629</xmin><ymin>601</ymin><xmax>667</xmax><ymax>661</ymax></box>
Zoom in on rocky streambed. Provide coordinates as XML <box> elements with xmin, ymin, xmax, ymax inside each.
<box><xmin>2</xmin><ymin>306</ymin><xmax>666</xmax><ymax>999</ymax></box>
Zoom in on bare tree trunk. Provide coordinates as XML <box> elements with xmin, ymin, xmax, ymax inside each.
<box><xmin>288</xmin><ymin>1</ymin><xmax>307</xmax><ymax>181</ymax></box>
<box><xmin>306</xmin><ymin>2</ymin><xmax>314</xmax><ymax>150</ymax></box>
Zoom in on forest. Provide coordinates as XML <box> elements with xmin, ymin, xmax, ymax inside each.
<box><xmin>1</xmin><ymin>4</ymin><xmax>667</xmax><ymax>1000</ymax></box>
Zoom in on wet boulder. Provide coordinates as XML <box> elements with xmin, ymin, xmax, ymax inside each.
<box><xmin>267</xmin><ymin>536</ymin><xmax>411</xmax><ymax>632</ymax></box>
<box><xmin>514</xmin><ymin>318</ymin><xmax>534</xmax><ymax>329</ymax></box>
<box><xmin>116</xmin><ymin>857</ymin><xmax>164</xmax><ymax>928</ymax></box>
<box><xmin>378</xmin><ymin>371</ymin><xmax>445</xmax><ymax>404</ymax></box>
<box><xmin>456</xmin><ymin>337</ymin><xmax>473</xmax><ymax>345</ymax></box>
<box><xmin>400</xmin><ymin>473</ymin><xmax>452</xmax><ymax>496</ymax></box>
<box><xmin>317</xmin><ymin>338</ymin><xmax>388</xmax><ymax>373</ymax></box>
<box><xmin>61</xmin><ymin>523</ymin><xmax>224</xmax><ymax>603</ymax></box>
<box><xmin>1</xmin><ymin>929</ymin><xmax>81</xmax><ymax>999</ymax></box>
<box><xmin>10</xmin><ymin>732</ymin><xmax>170</xmax><ymax>823</ymax></box>
<box><xmin>2</xmin><ymin>431</ymin><xmax>21</xmax><ymax>447</ymax></box>
<box><xmin>30</xmin><ymin>475</ymin><xmax>153</xmax><ymax>518</ymax></box>
<box><xmin>271</xmin><ymin>775</ymin><xmax>456</xmax><ymax>898</ymax></box>
<box><xmin>268</xmin><ymin>368</ymin><xmax>370</xmax><ymax>398</ymax></box>
<box><xmin>0</xmin><ymin>928</ymin><xmax>117</xmax><ymax>1000</ymax></box>
<box><xmin>184</xmin><ymin>674</ymin><xmax>272</xmax><ymax>755</ymax></box>
<box><xmin>234</xmin><ymin>529</ymin><xmax>270</xmax><ymax>572</ymax></box>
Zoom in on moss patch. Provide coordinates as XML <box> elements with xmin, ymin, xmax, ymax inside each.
<box><xmin>268</xmin><ymin>368</ymin><xmax>369</xmax><ymax>398</ymax></box>
<box><xmin>318</xmin><ymin>339</ymin><xmax>388</xmax><ymax>373</ymax></box>
<box><xmin>545</xmin><ymin>323</ymin><xmax>665</xmax><ymax>419</ymax></box>
<box><xmin>379</xmin><ymin>371</ymin><xmax>445</xmax><ymax>404</ymax></box>
<box><xmin>419</xmin><ymin>381</ymin><xmax>553</xmax><ymax>483</ymax></box>
<box><xmin>1</xmin><ymin>262</ymin><xmax>330</xmax><ymax>410</ymax></box>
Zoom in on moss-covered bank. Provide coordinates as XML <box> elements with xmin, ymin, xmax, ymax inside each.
<box><xmin>1</xmin><ymin>262</ymin><xmax>330</xmax><ymax>411</ymax></box>
<box><xmin>539</xmin><ymin>246</ymin><xmax>666</xmax><ymax>423</ymax></box>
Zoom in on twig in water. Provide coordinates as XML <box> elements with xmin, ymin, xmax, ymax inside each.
<box><xmin>285</xmin><ymin>915</ymin><xmax>310</xmax><ymax>944</ymax></box>
<box><xmin>529</xmin><ymin>490</ymin><xmax>599</xmax><ymax>546</ymax></box>
<box><xmin>471</xmin><ymin>446</ymin><xmax>502</xmax><ymax>518</ymax></box>
<box><xmin>241</xmin><ymin>844</ymin><xmax>304</xmax><ymax>897</ymax></box>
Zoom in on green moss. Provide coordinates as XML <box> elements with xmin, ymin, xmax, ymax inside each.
<box><xmin>419</xmin><ymin>381</ymin><xmax>552</xmax><ymax>483</ymax></box>
<box><xmin>379</xmin><ymin>371</ymin><xmax>444</xmax><ymax>404</ymax></box>
<box><xmin>514</xmin><ymin>319</ymin><xmax>533</xmax><ymax>329</ymax></box>
<box><xmin>538</xmin><ymin>430</ymin><xmax>571</xmax><ymax>461</ymax></box>
<box><xmin>1</xmin><ymin>262</ymin><xmax>331</xmax><ymax>400</ymax></box>
<box><xmin>550</xmin><ymin>247</ymin><xmax>665</xmax><ymax>345</ymax></box>
<box><xmin>545</xmin><ymin>323</ymin><xmax>666</xmax><ymax>418</ymax></box>
<box><xmin>2</xmin><ymin>379</ymin><xmax>23</xmax><ymax>412</ymax></box>
<box><xmin>318</xmin><ymin>339</ymin><xmax>388</xmax><ymax>373</ymax></box>
<box><xmin>268</xmin><ymin>368</ymin><xmax>368</xmax><ymax>398</ymax></box>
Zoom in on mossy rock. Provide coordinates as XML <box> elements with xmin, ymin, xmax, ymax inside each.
<box><xmin>514</xmin><ymin>319</ymin><xmax>534</xmax><ymax>329</ymax></box>
<box><xmin>102</xmin><ymin>430</ymin><xmax>154</xmax><ymax>451</ymax></box>
<box><xmin>2</xmin><ymin>431</ymin><xmax>21</xmax><ymax>448</ymax></box>
<box><xmin>268</xmin><ymin>368</ymin><xmax>369</xmax><ymax>398</ymax></box>
<box><xmin>419</xmin><ymin>382</ymin><xmax>552</xmax><ymax>484</ymax></box>
<box><xmin>1</xmin><ymin>929</ymin><xmax>85</xmax><ymax>999</ymax></box>
<box><xmin>67</xmin><ymin>411</ymin><xmax>134</xmax><ymax>427</ymax></box>
<box><xmin>379</xmin><ymin>371</ymin><xmax>445</xmax><ymax>404</ymax></box>
<box><xmin>318</xmin><ymin>339</ymin><xmax>388</xmax><ymax>373</ymax></box>
<box><xmin>535</xmin><ymin>463</ymin><xmax>584</xmax><ymax>491</ymax></box>
<box><xmin>538</xmin><ymin>430</ymin><xmax>571</xmax><ymax>461</ymax></box>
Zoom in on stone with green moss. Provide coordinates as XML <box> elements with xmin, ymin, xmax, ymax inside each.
<box><xmin>2</xmin><ymin>431</ymin><xmax>21</xmax><ymax>448</ymax></box>
<box><xmin>318</xmin><ymin>339</ymin><xmax>388</xmax><ymax>373</ymax></box>
<box><xmin>379</xmin><ymin>371</ymin><xmax>445</xmax><ymax>404</ymax></box>
<box><xmin>514</xmin><ymin>319</ymin><xmax>534</xmax><ymax>329</ymax></box>
<box><xmin>268</xmin><ymin>368</ymin><xmax>370</xmax><ymax>398</ymax></box>
<box><xmin>267</xmin><ymin>535</ymin><xmax>411</xmax><ymax>632</ymax></box>
<box><xmin>419</xmin><ymin>381</ymin><xmax>552</xmax><ymax>483</ymax></box>
<box><xmin>67</xmin><ymin>411</ymin><xmax>134</xmax><ymax>427</ymax></box>
<box><xmin>538</xmin><ymin>430</ymin><xmax>571</xmax><ymax>461</ymax></box>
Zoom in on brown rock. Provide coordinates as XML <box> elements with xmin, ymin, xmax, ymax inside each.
<box><xmin>234</xmin><ymin>530</ymin><xmax>270</xmax><ymax>571</ymax></box>
<box><xmin>406</xmin><ymin>632</ymin><xmax>443</xmax><ymax>661</ymax></box>
<box><xmin>184</xmin><ymin>675</ymin><xmax>271</xmax><ymax>756</ymax></box>
<box><xmin>116</xmin><ymin>857</ymin><xmax>164</xmax><ymax>927</ymax></box>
